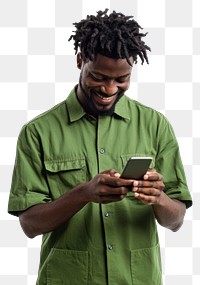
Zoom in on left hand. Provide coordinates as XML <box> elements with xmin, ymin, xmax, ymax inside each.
<box><xmin>132</xmin><ymin>168</ymin><xmax>165</xmax><ymax>205</ymax></box>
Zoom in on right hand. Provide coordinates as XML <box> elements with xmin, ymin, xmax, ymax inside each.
<box><xmin>83</xmin><ymin>169</ymin><xmax>134</xmax><ymax>204</ymax></box>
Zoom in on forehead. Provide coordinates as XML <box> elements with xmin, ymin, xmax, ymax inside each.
<box><xmin>86</xmin><ymin>54</ymin><xmax>133</xmax><ymax>77</ymax></box>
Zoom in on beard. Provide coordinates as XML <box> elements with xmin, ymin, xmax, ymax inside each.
<box><xmin>78</xmin><ymin>73</ymin><xmax>124</xmax><ymax>117</ymax></box>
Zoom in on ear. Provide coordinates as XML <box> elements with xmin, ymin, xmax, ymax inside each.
<box><xmin>77</xmin><ymin>52</ymin><xmax>83</xmax><ymax>69</ymax></box>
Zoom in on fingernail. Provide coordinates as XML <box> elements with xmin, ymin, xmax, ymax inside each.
<box><xmin>133</xmin><ymin>187</ymin><xmax>138</xmax><ymax>192</ymax></box>
<box><xmin>134</xmin><ymin>192</ymin><xmax>139</xmax><ymax>197</ymax></box>
<box><xmin>133</xmin><ymin>181</ymin><xmax>138</xmax><ymax>186</ymax></box>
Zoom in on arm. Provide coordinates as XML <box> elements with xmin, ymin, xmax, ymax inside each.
<box><xmin>152</xmin><ymin>193</ymin><xmax>186</xmax><ymax>232</ymax></box>
<box><xmin>19</xmin><ymin>169</ymin><xmax>133</xmax><ymax>238</ymax></box>
<box><xmin>19</xmin><ymin>183</ymin><xmax>87</xmax><ymax>239</ymax></box>
<box><xmin>132</xmin><ymin>169</ymin><xmax>186</xmax><ymax>232</ymax></box>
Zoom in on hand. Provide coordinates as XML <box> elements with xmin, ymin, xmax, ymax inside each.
<box><xmin>132</xmin><ymin>168</ymin><xmax>165</xmax><ymax>205</ymax></box>
<box><xmin>84</xmin><ymin>169</ymin><xmax>134</xmax><ymax>204</ymax></box>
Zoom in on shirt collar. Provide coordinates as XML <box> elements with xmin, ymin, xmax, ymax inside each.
<box><xmin>114</xmin><ymin>95</ymin><xmax>131</xmax><ymax>120</ymax></box>
<box><xmin>66</xmin><ymin>86</ymin><xmax>131</xmax><ymax>122</ymax></box>
<box><xmin>66</xmin><ymin>87</ymin><xmax>86</xmax><ymax>122</ymax></box>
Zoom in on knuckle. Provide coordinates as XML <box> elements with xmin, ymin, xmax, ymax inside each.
<box><xmin>97</xmin><ymin>175</ymin><xmax>105</xmax><ymax>184</ymax></box>
<box><xmin>139</xmin><ymin>187</ymin><xmax>144</xmax><ymax>193</ymax></box>
<box><xmin>159</xmin><ymin>182</ymin><xmax>165</xmax><ymax>190</ymax></box>
<box><xmin>99</xmin><ymin>186</ymin><xmax>106</xmax><ymax>194</ymax></box>
<box><xmin>115</xmin><ymin>180</ymin><xmax>121</xmax><ymax>187</ymax></box>
<box><xmin>121</xmin><ymin>187</ymin><xmax>127</xmax><ymax>194</ymax></box>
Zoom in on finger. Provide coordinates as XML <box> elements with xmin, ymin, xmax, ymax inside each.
<box><xmin>144</xmin><ymin>172</ymin><xmax>163</xmax><ymax>181</ymax></box>
<box><xmin>133</xmin><ymin>187</ymin><xmax>160</xmax><ymax>196</ymax></box>
<box><xmin>100</xmin><ymin>194</ymin><xmax>127</xmax><ymax>203</ymax></box>
<box><xmin>100</xmin><ymin>169</ymin><xmax>117</xmax><ymax>176</ymax></box>
<box><xmin>133</xmin><ymin>180</ymin><xmax>165</xmax><ymax>191</ymax></box>
<box><xmin>109</xmin><ymin>169</ymin><xmax>119</xmax><ymax>177</ymax></box>
<box><xmin>134</xmin><ymin>192</ymin><xmax>156</xmax><ymax>205</ymax></box>
<box><xmin>114</xmin><ymin>172</ymin><xmax>121</xmax><ymax>178</ymax></box>
<box><xmin>101</xmin><ymin>175</ymin><xmax>134</xmax><ymax>187</ymax></box>
<box><xmin>99</xmin><ymin>185</ymin><xmax>129</xmax><ymax>196</ymax></box>
<box><xmin>133</xmin><ymin>180</ymin><xmax>154</xmax><ymax>187</ymax></box>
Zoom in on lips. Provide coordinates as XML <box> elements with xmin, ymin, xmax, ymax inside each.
<box><xmin>93</xmin><ymin>91</ymin><xmax>116</xmax><ymax>105</ymax></box>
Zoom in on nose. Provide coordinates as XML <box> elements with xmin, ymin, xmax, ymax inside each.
<box><xmin>100</xmin><ymin>80</ymin><xmax>118</xmax><ymax>96</ymax></box>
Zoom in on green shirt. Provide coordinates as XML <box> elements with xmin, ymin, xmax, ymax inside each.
<box><xmin>8</xmin><ymin>87</ymin><xmax>192</xmax><ymax>285</ymax></box>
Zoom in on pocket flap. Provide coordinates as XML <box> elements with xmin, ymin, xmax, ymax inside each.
<box><xmin>44</xmin><ymin>158</ymin><xmax>85</xmax><ymax>173</ymax></box>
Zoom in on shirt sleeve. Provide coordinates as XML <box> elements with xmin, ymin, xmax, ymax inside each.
<box><xmin>156</xmin><ymin>116</ymin><xmax>192</xmax><ymax>209</ymax></box>
<box><xmin>8</xmin><ymin>124</ymin><xmax>51</xmax><ymax>216</ymax></box>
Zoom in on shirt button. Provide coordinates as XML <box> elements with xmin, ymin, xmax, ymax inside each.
<box><xmin>100</xmin><ymin>148</ymin><xmax>105</xmax><ymax>154</ymax></box>
<box><xmin>108</xmin><ymin>245</ymin><xmax>113</xmax><ymax>250</ymax></box>
<box><xmin>105</xmin><ymin>212</ymin><xmax>109</xmax><ymax>217</ymax></box>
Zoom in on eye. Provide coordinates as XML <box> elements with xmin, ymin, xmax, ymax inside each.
<box><xmin>116</xmin><ymin>76</ymin><xmax>130</xmax><ymax>83</ymax></box>
<box><xmin>116</xmin><ymin>79</ymin><xmax>126</xmax><ymax>83</ymax></box>
<box><xmin>91</xmin><ymin>74</ymin><xmax>103</xmax><ymax>82</ymax></box>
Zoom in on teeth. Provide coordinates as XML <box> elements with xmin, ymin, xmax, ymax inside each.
<box><xmin>97</xmin><ymin>94</ymin><xmax>111</xmax><ymax>100</ymax></box>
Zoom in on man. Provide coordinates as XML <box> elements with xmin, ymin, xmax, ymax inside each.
<box><xmin>8</xmin><ymin>9</ymin><xmax>192</xmax><ymax>285</ymax></box>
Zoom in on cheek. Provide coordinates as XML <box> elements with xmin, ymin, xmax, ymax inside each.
<box><xmin>121</xmin><ymin>82</ymin><xmax>130</xmax><ymax>91</ymax></box>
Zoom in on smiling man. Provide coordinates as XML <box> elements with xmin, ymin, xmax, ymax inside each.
<box><xmin>8</xmin><ymin>9</ymin><xmax>192</xmax><ymax>285</ymax></box>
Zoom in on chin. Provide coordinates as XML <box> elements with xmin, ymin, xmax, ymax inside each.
<box><xmin>96</xmin><ymin>106</ymin><xmax>115</xmax><ymax>116</ymax></box>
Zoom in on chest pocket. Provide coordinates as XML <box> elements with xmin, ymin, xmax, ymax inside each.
<box><xmin>44</xmin><ymin>158</ymin><xmax>86</xmax><ymax>197</ymax></box>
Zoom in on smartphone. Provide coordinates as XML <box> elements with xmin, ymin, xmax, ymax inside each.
<box><xmin>121</xmin><ymin>157</ymin><xmax>152</xmax><ymax>179</ymax></box>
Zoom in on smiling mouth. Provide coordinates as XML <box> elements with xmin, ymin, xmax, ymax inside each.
<box><xmin>94</xmin><ymin>92</ymin><xmax>117</xmax><ymax>101</ymax></box>
<box><xmin>94</xmin><ymin>94</ymin><xmax>116</xmax><ymax>106</ymax></box>
<box><xmin>97</xmin><ymin>94</ymin><xmax>113</xmax><ymax>100</ymax></box>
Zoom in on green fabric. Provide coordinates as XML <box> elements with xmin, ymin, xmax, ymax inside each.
<box><xmin>8</xmin><ymin>87</ymin><xmax>192</xmax><ymax>285</ymax></box>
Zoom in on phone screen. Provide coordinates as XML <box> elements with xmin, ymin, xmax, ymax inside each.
<box><xmin>121</xmin><ymin>157</ymin><xmax>152</xmax><ymax>179</ymax></box>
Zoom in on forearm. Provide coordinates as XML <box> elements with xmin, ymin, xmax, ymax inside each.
<box><xmin>19</xmin><ymin>170</ymin><xmax>133</xmax><ymax>238</ymax></box>
<box><xmin>153</xmin><ymin>192</ymin><xmax>186</xmax><ymax>232</ymax></box>
<box><xmin>19</xmin><ymin>183</ymin><xmax>88</xmax><ymax>238</ymax></box>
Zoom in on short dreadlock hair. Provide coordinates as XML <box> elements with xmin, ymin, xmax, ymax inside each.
<box><xmin>68</xmin><ymin>8</ymin><xmax>151</xmax><ymax>65</ymax></box>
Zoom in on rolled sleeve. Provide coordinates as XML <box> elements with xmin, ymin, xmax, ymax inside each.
<box><xmin>156</xmin><ymin>118</ymin><xmax>192</xmax><ymax>208</ymax></box>
<box><xmin>8</xmin><ymin>124</ymin><xmax>51</xmax><ymax>216</ymax></box>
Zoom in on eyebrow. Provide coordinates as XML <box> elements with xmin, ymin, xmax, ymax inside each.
<box><xmin>91</xmin><ymin>71</ymin><xmax>131</xmax><ymax>79</ymax></box>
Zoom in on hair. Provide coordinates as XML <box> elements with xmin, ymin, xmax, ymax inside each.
<box><xmin>68</xmin><ymin>8</ymin><xmax>151</xmax><ymax>65</ymax></box>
